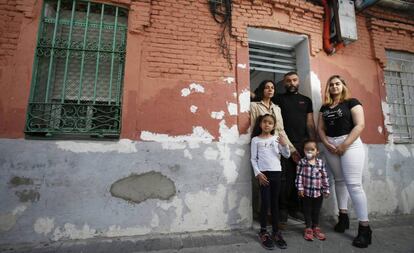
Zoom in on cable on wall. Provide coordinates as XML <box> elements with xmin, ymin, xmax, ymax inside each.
<box><xmin>208</xmin><ymin>0</ymin><xmax>233</xmax><ymax>69</ymax></box>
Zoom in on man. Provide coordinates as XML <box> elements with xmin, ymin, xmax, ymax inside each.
<box><xmin>273</xmin><ymin>72</ymin><xmax>316</xmax><ymax>227</ymax></box>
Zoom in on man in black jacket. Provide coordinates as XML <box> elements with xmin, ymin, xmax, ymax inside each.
<box><xmin>273</xmin><ymin>71</ymin><xmax>316</xmax><ymax>227</ymax></box>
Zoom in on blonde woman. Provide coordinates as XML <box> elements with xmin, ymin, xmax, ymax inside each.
<box><xmin>317</xmin><ymin>75</ymin><xmax>371</xmax><ymax>248</ymax></box>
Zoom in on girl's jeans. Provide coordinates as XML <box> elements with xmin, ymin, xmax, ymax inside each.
<box><xmin>259</xmin><ymin>171</ymin><xmax>281</xmax><ymax>233</ymax></box>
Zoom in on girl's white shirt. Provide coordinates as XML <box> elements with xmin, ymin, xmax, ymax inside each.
<box><xmin>250</xmin><ymin>135</ymin><xmax>291</xmax><ymax>177</ymax></box>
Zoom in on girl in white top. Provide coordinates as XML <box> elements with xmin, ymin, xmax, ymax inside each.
<box><xmin>250</xmin><ymin>114</ymin><xmax>290</xmax><ymax>250</ymax></box>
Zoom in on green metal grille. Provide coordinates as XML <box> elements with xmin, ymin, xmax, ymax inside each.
<box><xmin>25</xmin><ymin>0</ymin><xmax>128</xmax><ymax>138</ymax></box>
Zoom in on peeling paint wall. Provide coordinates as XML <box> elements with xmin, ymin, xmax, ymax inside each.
<box><xmin>0</xmin><ymin>0</ymin><xmax>413</xmax><ymax>246</ymax></box>
<box><xmin>0</xmin><ymin>139</ymin><xmax>252</xmax><ymax>244</ymax></box>
<box><xmin>0</xmin><ymin>138</ymin><xmax>414</xmax><ymax>244</ymax></box>
<box><xmin>1</xmin><ymin>139</ymin><xmax>413</xmax><ymax>244</ymax></box>
<box><xmin>319</xmin><ymin>144</ymin><xmax>414</xmax><ymax>218</ymax></box>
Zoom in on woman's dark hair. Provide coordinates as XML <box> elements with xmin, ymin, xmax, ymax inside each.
<box><xmin>251</xmin><ymin>114</ymin><xmax>276</xmax><ymax>138</ymax></box>
<box><xmin>254</xmin><ymin>80</ymin><xmax>275</xmax><ymax>101</ymax></box>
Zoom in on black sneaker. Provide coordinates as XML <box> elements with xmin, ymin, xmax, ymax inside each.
<box><xmin>273</xmin><ymin>231</ymin><xmax>287</xmax><ymax>249</ymax></box>
<box><xmin>258</xmin><ymin>231</ymin><xmax>275</xmax><ymax>250</ymax></box>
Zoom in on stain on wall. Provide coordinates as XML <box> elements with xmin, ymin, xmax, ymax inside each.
<box><xmin>9</xmin><ymin>176</ymin><xmax>33</xmax><ymax>187</ymax></box>
<box><xmin>110</xmin><ymin>171</ymin><xmax>176</xmax><ymax>204</ymax></box>
<box><xmin>15</xmin><ymin>189</ymin><xmax>40</xmax><ymax>203</ymax></box>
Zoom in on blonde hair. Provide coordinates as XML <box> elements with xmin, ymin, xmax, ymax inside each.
<box><xmin>324</xmin><ymin>75</ymin><xmax>351</xmax><ymax>106</ymax></box>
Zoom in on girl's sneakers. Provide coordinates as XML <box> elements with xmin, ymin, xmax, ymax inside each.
<box><xmin>258</xmin><ymin>231</ymin><xmax>274</xmax><ymax>250</ymax></box>
<box><xmin>304</xmin><ymin>228</ymin><xmax>314</xmax><ymax>241</ymax></box>
<box><xmin>272</xmin><ymin>231</ymin><xmax>287</xmax><ymax>249</ymax></box>
<box><xmin>313</xmin><ymin>227</ymin><xmax>326</xmax><ymax>240</ymax></box>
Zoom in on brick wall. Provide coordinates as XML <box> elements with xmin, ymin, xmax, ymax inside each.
<box><xmin>143</xmin><ymin>0</ymin><xmax>234</xmax><ymax>82</ymax></box>
<box><xmin>336</xmin><ymin>15</ymin><xmax>375</xmax><ymax>59</ymax></box>
<box><xmin>0</xmin><ymin>0</ymin><xmax>36</xmax><ymax>66</ymax></box>
<box><xmin>365</xmin><ymin>7</ymin><xmax>414</xmax><ymax>67</ymax></box>
<box><xmin>0</xmin><ymin>0</ymin><xmax>151</xmax><ymax>66</ymax></box>
<box><xmin>232</xmin><ymin>0</ymin><xmax>324</xmax><ymax>56</ymax></box>
<box><xmin>1</xmin><ymin>0</ymin><xmax>414</xmax><ymax>140</ymax></box>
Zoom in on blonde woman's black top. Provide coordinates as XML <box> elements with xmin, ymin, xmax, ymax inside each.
<box><xmin>319</xmin><ymin>98</ymin><xmax>361</xmax><ymax>137</ymax></box>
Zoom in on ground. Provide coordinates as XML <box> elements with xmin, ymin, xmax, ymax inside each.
<box><xmin>1</xmin><ymin>215</ymin><xmax>413</xmax><ymax>253</ymax></box>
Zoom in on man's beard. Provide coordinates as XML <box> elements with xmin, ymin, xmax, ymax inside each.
<box><xmin>286</xmin><ymin>85</ymin><xmax>298</xmax><ymax>94</ymax></box>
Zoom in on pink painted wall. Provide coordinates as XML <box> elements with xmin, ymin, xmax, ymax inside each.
<box><xmin>0</xmin><ymin>1</ymin><xmax>41</xmax><ymax>138</ymax></box>
<box><xmin>312</xmin><ymin>54</ymin><xmax>387</xmax><ymax>144</ymax></box>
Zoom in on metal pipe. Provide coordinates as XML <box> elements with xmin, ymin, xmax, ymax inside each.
<box><xmin>355</xmin><ymin>0</ymin><xmax>380</xmax><ymax>11</ymax></box>
<box><xmin>376</xmin><ymin>0</ymin><xmax>414</xmax><ymax>13</ymax></box>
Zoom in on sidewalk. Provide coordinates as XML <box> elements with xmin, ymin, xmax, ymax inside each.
<box><xmin>1</xmin><ymin>215</ymin><xmax>413</xmax><ymax>253</ymax></box>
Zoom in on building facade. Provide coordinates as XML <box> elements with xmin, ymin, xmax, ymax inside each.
<box><xmin>0</xmin><ymin>0</ymin><xmax>413</xmax><ymax>244</ymax></box>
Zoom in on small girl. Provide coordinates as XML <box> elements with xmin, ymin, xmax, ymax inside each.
<box><xmin>295</xmin><ymin>139</ymin><xmax>330</xmax><ymax>241</ymax></box>
<box><xmin>251</xmin><ymin>114</ymin><xmax>290</xmax><ymax>250</ymax></box>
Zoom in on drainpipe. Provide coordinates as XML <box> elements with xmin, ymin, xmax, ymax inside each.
<box><xmin>322</xmin><ymin>0</ymin><xmax>343</xmax><ymax>55</ymax></box>
<box><xmin>355</xmin><ymin>0</ymin><xmax>380</xmax><ymax>11</ymax></box>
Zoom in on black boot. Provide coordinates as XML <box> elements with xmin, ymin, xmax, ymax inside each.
<box><xmin>334</xmin><ymin>213</ymin><xmax>350</xmax><ymax>232</ymax></box>
<box><xmin>352</xmin><ymin>224</ymin><xmax>372</xmax><ymax>248</ymax></box>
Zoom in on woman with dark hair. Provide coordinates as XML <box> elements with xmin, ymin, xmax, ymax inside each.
<box><xmin>317</xmin><ymin>75</ymin><xmax>371</xmax><ymax>248</ymax></box>
<box><xmin>250</xmin><ymin>80</ymin><xmax>295</xmax><ymax>153</ymax></box>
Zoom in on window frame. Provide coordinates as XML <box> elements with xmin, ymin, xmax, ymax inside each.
<box><xmin>25</xmin><ymin>0</ymin><xmax>128</xmax><ymax>139</ymax></box>
<box><xmin>384</xmin><ymin>50</ymin><xmax>414</xmax><ymax>143</ymax></box>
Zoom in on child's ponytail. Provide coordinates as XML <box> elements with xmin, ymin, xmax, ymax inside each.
<box><xmin>251</xmin><ymin>115</ymin><xmax>264</xmax><ymax>139</ymax></box>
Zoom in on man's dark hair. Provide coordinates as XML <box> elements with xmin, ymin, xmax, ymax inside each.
<box><xmin>283</xmin><ymin>71</ymin><xmax>299</xmax><ymax>79</ymax></box>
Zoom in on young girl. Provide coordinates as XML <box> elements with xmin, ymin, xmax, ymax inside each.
<box><xmin>295</xmin><ymin>139</ymin><xmax>330</xmax><ymax>241</ymax></box>
<box><xmin>251</xmin><ymin>114</ymin><xmax>290</xmax><ymax>250</ymax></box>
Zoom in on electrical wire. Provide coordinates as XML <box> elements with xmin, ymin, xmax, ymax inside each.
<box><xmin>208</xmin><ymin>0</ymin><xmax>233</xmax><ymax>69</ymax></box>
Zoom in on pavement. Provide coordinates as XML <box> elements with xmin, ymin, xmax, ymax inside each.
<box><xmin>1</xmin><ymin>214</ymin><xmax>413</xmax><ymax>253</ymax></box>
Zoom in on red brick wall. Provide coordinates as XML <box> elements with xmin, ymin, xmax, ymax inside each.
<box><xmin>366</xmin><ymin>7</ymin><xmax>414</xmax><ymax>68</ymax></box>
<box><xmin>0</xmin><ymin>0</ymin><xmax>36</xmax><ymax>66</ymax></box>
<box><xmin>0</xmin><ymin>0</ymin><xmax>413</xmax><ymax>144</ymax></box>
<box><xmin>0</xmin><ymin>0</ymin><xmax>40</xmax><ymax>137</ymax></box>
<box><xmin>142</xmin><ymin>0</ymin><xmax>234</xmax><ymax>81</ymax></box>
<box><xmin>232</xmin><ymin>0</ymin><xmax>324</xmax><ymax>55</ymax></box>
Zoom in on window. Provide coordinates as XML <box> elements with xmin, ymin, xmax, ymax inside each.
<box><xmin>384</xmin><ymin>50</ymin><xmax>414</xmax><ymax>143</ymax></box>
<box><xmin>25</xmin><ymin>0</ymin><xmax>128</xmax><ymax>138</ymax></box>
<box><xmin>247</xmin><ymin>28</ymin><xmax>311</xmax><ymax>96</ymax></box>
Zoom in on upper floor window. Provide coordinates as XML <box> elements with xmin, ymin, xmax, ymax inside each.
<box><xmin>384</xmin><ymin>50</ymin><xmax>414</xmax><ymax>143</ymax></box>
<box><xmin>25</xmin><ymin>0</ymin><xmax>128</xmax><ymax>138</ymax></box>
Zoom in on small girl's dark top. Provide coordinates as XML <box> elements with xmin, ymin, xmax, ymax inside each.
<box><xmin>319</xmin><ymin>98</ymin><xmax>362</xmax><ymax>137</ymax></box>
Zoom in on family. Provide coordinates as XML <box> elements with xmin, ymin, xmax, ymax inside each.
<box><xmin>250</xmin><ymin>72</ymin><xmax>371</xmax><ymax>250</ymax></box>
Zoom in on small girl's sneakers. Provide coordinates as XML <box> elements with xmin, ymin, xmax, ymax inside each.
<box><xmin>304</xmin><ymin>228</ymin><xmax>314</xmax><ymax>241</ymax></box>
<box><xmin>313</xmin><ymin>227</ymin><xmax>326</xmax><ymax>240</ymax></box>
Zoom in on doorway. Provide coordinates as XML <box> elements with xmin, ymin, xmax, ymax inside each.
<box><xmin>248</xmin><ymin>28</ymin><xmax>311</xmax><ymax>220</ymax></box>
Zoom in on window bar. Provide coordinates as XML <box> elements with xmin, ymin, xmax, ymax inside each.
<box><xmin>108</xmin><ymin>6</ymin><xmax>118</xmax><ymax>104</ymax></box>
<box><xmin>116</xmin><ymin>29</ymin><xmax>127</xmax><ymax>105</ymax></box>
<box><xmin>398</xmin><ymin>73</ymin><xmax>410</xmax><ymax>136</ymax></box>
<box><xmin>78</xmin><ymin>1</ymin><xmax>91</xmax><ymax>104</ymax></box>
<box><xmin>93</xmin><ymin>4</ymin><xmax>105</xmax><ymax>104</ymax></box>
<box><xmin>61</xmin><ymin>0</ymin><xmax>76</xmax><ymax>103</ymax></box>
<box><xmin>44</xmin><ymin>0</ymin><xmax>62</xmax><ymax>103</ymax></box>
